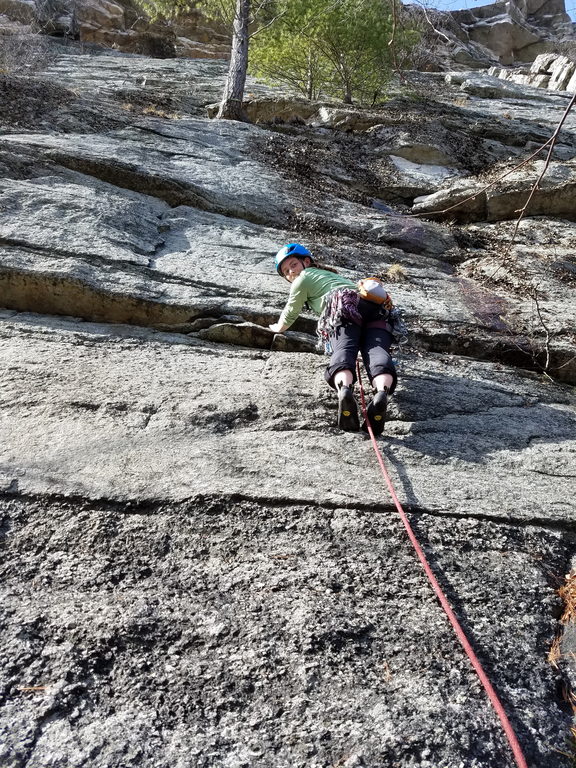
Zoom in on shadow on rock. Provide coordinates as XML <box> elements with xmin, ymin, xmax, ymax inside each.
<box><xmin>391</xmin><ymin>369</ymin><xmax>575</xmax><ymax>464</ymax></box>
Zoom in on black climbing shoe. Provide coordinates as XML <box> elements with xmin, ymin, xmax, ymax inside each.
<box><xmin>337</xmin><ymin>385</ymin><xmax>360</xmax><ymax>432</ymax></box>
<box><xmin>362</xmin><ymin>389</ymin><xmax>388</xmax><ymax>436</ymax></box>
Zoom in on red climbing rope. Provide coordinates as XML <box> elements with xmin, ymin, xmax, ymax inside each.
<box><xmin>356</xmin><ymin>361</ymin><xmax>528</xmax><ymax>768</ymax></box>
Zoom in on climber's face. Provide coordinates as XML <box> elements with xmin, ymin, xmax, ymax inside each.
<box><xmin>282</xmin><ymin>256</ymin><xmax>310</xmax><ymax>282</ymax></box>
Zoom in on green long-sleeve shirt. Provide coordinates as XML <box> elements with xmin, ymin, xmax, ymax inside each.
<box><xmin>278</xmin><ymin>267</ymin><xmax>356</xmax><ymax>329</ymax></box>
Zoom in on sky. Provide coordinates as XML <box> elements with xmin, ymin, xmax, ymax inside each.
<box><xmin>422</xmin><ymin>0</ymin><xmax>576</xmax><ymax>22</ymax></box>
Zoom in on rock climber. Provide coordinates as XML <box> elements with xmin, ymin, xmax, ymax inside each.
<box><xmin>268</xmin><ymin>243</ymin><xmax>398</xmax><ymax>434</ymax></box>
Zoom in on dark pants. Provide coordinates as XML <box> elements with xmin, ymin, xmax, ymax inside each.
<box><xmin>325</xmin><ymin>298</ymin><xmax>397</xmax><ymax>393</ymax></box>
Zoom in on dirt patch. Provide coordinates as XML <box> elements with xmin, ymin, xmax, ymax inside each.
<box><xmin>0</xmin><ymin>75</ymin><xmax>75</xmax><ymax>130</ymax></box>
<box><xmin>109</xmin><ymin>87</ymin><xmax>188</xmax><ymax>119</ymax></box>
<box><xmin>0</xmin><ymin>75</ymin><xmax>133</xmax><ymax>134</ymax></box>
<box><xmin>258</xmin><ymin>130</ymin><xmax>390</xmax><ymax>209</ymax></box>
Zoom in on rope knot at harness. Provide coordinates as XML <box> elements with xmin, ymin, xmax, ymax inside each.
<box><xmin>355</xmin><ymin>361</ymin><xmax>528</xmax><ymax>768</ymax></box>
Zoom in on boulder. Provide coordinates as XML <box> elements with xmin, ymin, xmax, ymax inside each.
<box><xmin>451</xmin><ymin>0</ymin><xmax>573</xmax><ymax>64</ymax></box>
<box><xmin>454</xmin><ymin>72</ymin><xmax>555</xmax><ymax>99</ymax></box>
<box><xmin>489</xmin><ymin>65</ymin><xmax>551</xmax><ymax>87</ymax></box>
<box><xmin>75</xmin><ymin>0</ymin><xmax>125</xmax><ymax>32</ymax></box>
<box><xmin>531</xmin><ymin>51</ymin><xmax>562</xmax><ymax>73</ymax></box>
<box><xmin>492</xmin><ymin>52</ymin><xmax>576</xmax><ymax>94</ymax></box>
<box><xmin>548</xmin><ymin>55</ymin><xmax>576</xmax><ymax>90</ymax></box>
<box><xmin>470</xmin><ymin>16</ymin><xmax>542</xmax><ymax>64</ymax></box>
<box><xmin>314</xmin><ymin>106</ymin><xmax>386</xmax><ymax>131</ymax></box>
<box><xmin>413</xmin><ymin>158</ymin><xmax>576</xmax><ymax>223</ymax></box>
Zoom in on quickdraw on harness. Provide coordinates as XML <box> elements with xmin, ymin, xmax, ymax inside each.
<box><xmin>356</xmin><ymin>361</ymin><xmax>528</xmax><ymax>768</ymax></box>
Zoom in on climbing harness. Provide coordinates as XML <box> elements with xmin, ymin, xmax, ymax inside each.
<box><xmin>316</xmin><ymin>286</ymin><xmax>407</xmax><ymax>357</ymax></box>
<box><xmin>355</xmin><ymin>361</ymin><xmax>528</xmax><ymax>768</ymax></box>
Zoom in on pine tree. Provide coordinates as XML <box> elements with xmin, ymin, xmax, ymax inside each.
<box><xmin>250</xmin><ymin>0</ymin><xmax>415</xmax><ymax>105</ymax></box>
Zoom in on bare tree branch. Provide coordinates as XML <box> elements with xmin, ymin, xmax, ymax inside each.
<box><xmin>411</xmin><ymin>135</ymin><xmax>556</xmax><ymax>218</ymax></box>
<box><xmin>507</xmin><ymin>92</ymin><xmax>576</xmax><ymax>245</ymax></box>
<box><xmin>249</xmin><ymin>8</ymin><xmax>288</xmax><ymax>38</ymax></box>
<box><xmin>416</xmin><ymin>0</ymin><xmax>451</xmax><ymax>44</ymax></box>
<box><xmin>386</xmin><ymin>0</ymin><xmax>407</xmax><ymax>84</ymax></box>
<box><xmin>388</xmin><ymin>0</ymin><xmax>397</xmax><ymax>50</ymax></box>
<box><xmin>531</xmin><ymin>289</ymin><xmax>551</xmax><ymax>373</ymax></box>
<box><xmin>251</xmin><ymin>0</ymin><xmax>274</xmax><ymax>13</ymax></box>
<box><xmin>554</xmin><ymin>353</ymin><xmax>576</xmax><ymax>371</ymax></box>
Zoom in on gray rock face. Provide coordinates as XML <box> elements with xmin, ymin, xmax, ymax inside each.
<box><xmin>400</xmin><ymin>0</ymin><xmax>575</xmax><ymax>72</ymax></box>
<box><xmin>0</xmin><ymin>492</ymin><xmax>572</xmax><ymax>768</ymax></box>
<box><xmin>1</xmin><ymin>46</ymin><xmax>576</xmax><ymax>768</ymax></box>
<box><xmin>413</xmin><ymin>157</ymin><xmax>576</xmax><ymax>223</ymax></box>
<box><xmin>450</xmin><ymin>0</ymin><xmax>574</xmax><ymax>65</ymax></box>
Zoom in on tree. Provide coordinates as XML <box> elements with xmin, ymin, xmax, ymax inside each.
<box><xmin>139</xmin><ymin>0</ymin><xmax>251</xmax><ymax>119</ymax></box>
<box><xmin>246</xmin><ymin>1</ymin><xmax>331</xmax><ymax>101</ymax></box>
<box><xmin>140</xmin><ymin>0</ymin><xmax>417</xmax><ymax>114</ymax></box>
<box><xmin>250</xmin><ymin>0</ymin><xmax>417</xmax><ymax>105</ymax></box>
<box><xmin>216</xmin><ymin>0</ymin><xmax>251</xmax><ymax>119</ymax></box>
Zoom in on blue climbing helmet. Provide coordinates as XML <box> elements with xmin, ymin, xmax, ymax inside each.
<box><xmin>274</xmin><ymin>243</ymin><xmax>312</xmax><ymax>276</ymax></box>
